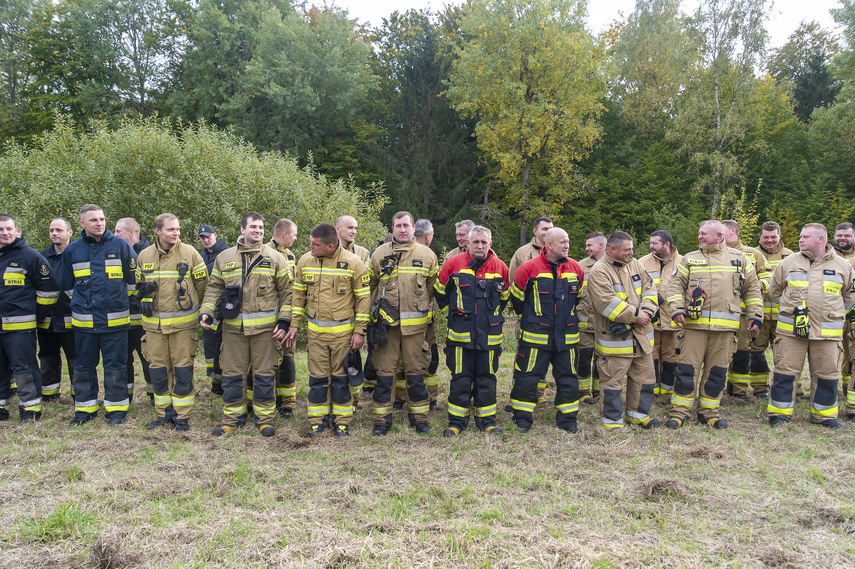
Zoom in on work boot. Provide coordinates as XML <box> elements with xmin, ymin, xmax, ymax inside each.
<box><xmin>173</xmin><ymin>419</ymin><xmax>189</xmax><ymax>432</ymax></box>
<box><xmin>664</xmin><ymin>416</ymin><xmax>683</xmax><ymax>429</ymax></box>
<box><xmin>372</xmin><ymin>422</ymin><xmax>388</xmax><ymax>437</ymax></box>
<box><xmin>558</xmin><ymin>421</ymin><xmax>580</xmax><ymax>434</ymax></box>
<box><xmin>308</xmin><ymin>424</ymin><xmax>325</xmax><ymax>438</ymax></box>
<box><xmin>581</xmin><ymin>396</ymin><xmax>594</xmax><ymax>406</ymax></box>
<box><xmin>443</xmin><ymin>426</ymin><xmax>460</xmax><ymax>437</ymax></box>
<box><xmin>258</xmin><ymin>424</ymin><xmax>275</xmax><ymax>437</ymax></box>
<box><xmin>639</xmin><ymin>417</ymin><xmax>660</xmax><ymax>430</ymax></box>
<box><xmin>334</xmin><ymin>424</ymin><xmax>350</xmax><ymax>437</ymax></box>
<box><xmin>108</xmin><ymin>416</ymin><xmax>124</xmax><ymax>427</ymax></box>
<box><xmin>820</xmin><ymin>419</ymin><xmax>842</xmax><ymax>429</ymax></box>
<box><xmin>69</xmin><ymin>413</ymin><xmax>95</xmax><ymax>427</ymax></box>
<box><xmin>146</xmin><ymin>416</ymin><xmax>170</xmax><ymax>430</ymax></box>
<box><xmin>514</xmin><ymin>420</ymin><xmax>531</xmax><ymax>433</ymax></box>
<box><xmin>699</xmin><ymin>415</ymin><xmax>727</xmax><ymax>430</ymax></box>
<box><xmin>483</xmin><ymin>425</ymin><xmax>502</xmax><ymax>436</ymax></box>
<box><xmin>0</xmin><ymin>408</ymin><xmax>9</xmax><ymax>421</ymax></box>
<box><xmin>769</xmin><ymin>416</ymin><xmax>789</xmax><ymax>428</ymax></box>
<box><xmin>278</xmin><ymin>406</ymin><xmax>293</xmax><ymax>419</ymax></box>
<box><xmin>407</xmin><ymin>413</ymin><xmax>417</xmax><ymax>428</ymax></box>
<box><xmin>414</xmin><ymin>421</ymin><xmax>430</xmax><ymax>434</ymax></box>
<box><xmin>212</xmin><ymin>424</ymin><xmax>238</xmax><ymax>436</ymax></box>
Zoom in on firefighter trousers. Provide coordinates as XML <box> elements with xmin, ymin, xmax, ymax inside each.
<box><xmin>73</xmin><ymin>330</ymin><xmax>129</xmax><ymax>421</ymax></box>
<box><xmin>747</xmin><ymin>318</ymin><xmax>776</xmax><ymax>394</ymax></box>
<box><xmin>577</xmin><ymin>331</ymin><xmax>598</xmax><ymax>397</ymax></box>
<box><xmin>202</xmin><ymin>325</ymin><xmax>223</xmax><ymax>393</ymax></box>
<box><xmin>511</xmin><ymin>346</ymin><xmax>579</xmax><ymax>430</ymax></box>
<box><xmin>653</xmin><ymin>330</ymin><xmax>679</xmax><ymax>396</ymax></box>
<box><xmin>445</xmin><ymin>346</ymin><xmax>499</xmax><ymax>431</ymax></box>
<box><xmin>275</xmin><ymin>341</ymin><xmax>296</xmax><ymax>410</ymax></box>
<box><xmin>220</xmin><ymin>330</ymin><xmax>278</xmax><ymax>427</ymax></box>
<box><xmin>143</xmin><ymin>328</ymin><xmax>197</xmax><ymax>421</ymax></box>
<box><xmin>597</xmin><ymin>352</ymin><xmax>656</xmax><ymax>429</ymax></box>
<box><xmin>37</xmin><ymin>329</ymin><xmax>75</xmax><ymax>400</ymax></box>
<box><xmin>669</xmin><ymin>329</ymin><xmax>735</xmax><ymax>422</ymax></box>
<box><xmin>769</xmin><ymin>335</ymin><xmax>841</xmax><ymax>424</ymax></box>
<box><xmin>371</xmin><ymin>326</ymin><xmax>429</xmax><ymax>424</ymax></box>
<box><xmin>0</xmin><ymin>331</ymin><xmax>42</xmax><ymax>420</ymax></box>
<box><xmin>306</xmin><ymin>335</ymin><xmax>354</xmax><ymax>426</ymax></box>
<box><xmin>128</xmin><ymin>326</ymin><xmax>151</xmax><ymax>402</ymax></box>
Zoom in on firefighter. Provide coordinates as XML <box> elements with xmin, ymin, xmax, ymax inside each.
<box><xmin>768</xmin><ymin>223</ymin><xmax>854</xmax><ymax>429</ymax></box>
<box><xmin>200</xmin><ymin>212</ymin><xmax>292</xmax><ymax>437</ymax></box>
<box><xmin>577</xmin><ymin>231</ymin><xmax>606</xmax><ymax>403</ymax></box>
<box><xmin>435</xmin><ymin>225</ymin><xmax>509</xmax><ymax>437</ymax></box>
<box><xmin>367</xmin><ymin>211</ymin><xmax>438</xmax><ymax>436</ymax></box>
<box><xmin>445</xmin><ymin>219</ymin><xmax>474</xmax><ymax>261</ymax></box>
<box><xmin>283</xmin><ymin>223</ymin><xmax>370</xmax><ymax>437</ymax></box>
<box><xmin>267</xmin><ymin>219</ymin><xmax>298</xmax><ymax>418</ymax></box>
<box><xmin>63</xmin><ymin>205</ymin><xmax>137</xmax><ymax>426</ymax></box>
<box><xmin>0</xmin><ymin>214</ymin><xmax>59</xmax><ymax>423</ymax></box>
<box><xmin>114</xmin><ymin>217</ymin><xmax>151</xmax><ymax>404</ymax></box>
<box><xmin>137</xmin><ymin>214</ymin><xmax>207</xmax><ymax>432</ymax></box>
<box><xmin>506</xmin><ymin>217</ymin><xmax>554</xmax><ymax>409</ymax></box>
<box><xmin>38</xmin><ymin>218</ymin><xmax>76</xmax><ymax>401</ymax></box>
<box><xmin>510</xmin><ymin>227</ymin><xmax>584</xmax><ymax>433</ymax></box>
<box><xmin>588</xmin><ymin>231</ymin><xmax>660</xmax><ymax>429</ymax></box>
<box><xmin>751</xmin><ymin>221</ymin><xmax>794</xmax><ymax>397</ymax></box>
<box><xmin>723</xmin><ymin>220</ymin><xmax>772</xmax><ymax>400</ymax></box>
<box><xmin>833</xmin><ymin>223</ymin><xmax>855</xmax><ymax>397</ymax></box>
<box><xmin>664</xmin><ymin>220</ymin><xmax>763</xmax><ymax>430</ymax></box>
<box><xmin>638</xmin><ymin>230</ymin><xmax>682</xmax><ymax>399</ymax></box>
<box><xmin>336</xmin><ymin>215</ymin><xmax>370</xmax><ymax>265</ymax></box>
<box><xmin>198</xmin><ymin>224</ymin><xmax>228</xmax><ymax>396</ymax></box>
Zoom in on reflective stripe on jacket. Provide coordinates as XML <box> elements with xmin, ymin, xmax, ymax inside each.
<box><xmin>1</xmin><ymin>237</ymin><xmax>59</xmax><ymax>333</ymax></box>
<box><xmin>368</xmin><ymin>239</ymin><xmax>438</xmax><ymax>335</ymax></box>
<box><xmin>638</xmin><ymin>249</ymin><xmax>682</xmax><ymax>331</ymax></box>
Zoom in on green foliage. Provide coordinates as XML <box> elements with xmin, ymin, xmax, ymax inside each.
<box><xmin>720</xmin><ymin>183</ymin><xmax>760</xmax><ymax>239</ymax></box>
<box><xmin>0</xmin><ymin>116</ymin><xmax>388</xmax><ymax>252</ymax></box>
<box><xmin>17</xmin><ymin>501</ymin><xmax>98</xmax><ymax>542</ymax></box>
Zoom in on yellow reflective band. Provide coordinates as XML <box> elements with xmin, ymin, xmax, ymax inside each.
<box><xmin>565</xmin><ymin>332</ymin><xmax>579</xmax><ymax>345</ymax></box>
<box><xmin>474</xmin><ymin>404</ymin><xmax>497</xmax><ymax>417</ymax></box>
<box><xmin>448</xmin><ymin>403</ymin><xmax>469</xmax><ymax>417</ymax></box>
<box><xmin>698</xmin><ymin>397</ymin><xmax>720</xmax><ymax>409</ymax></box>
<box><xmin>532</xmin><ymin>281</ymin><xmax>542</xmax><ymax>315</ymax></box>
<box><xmin>671</xmin><ymin>393</ymin><xmax>694</xmax><ymax>407</ymax></box>
<box><xmin>448</xmin><ymin>329</ymin><xmax>471</xmax><ymax>343</ymax></box>
<box><xmin>332</xmin><ymin>404</ymin><xmax>354</xmax><ymax>415</ymax></box>
<box><xmin>556</xmin><ymin>401</ymin><xmax>579</xmax><ymax>414</ymax></box>
<box><xmin>521</xmin><ymin>330</ymin><xmax>548</xmax><ymax>345</ymax></box>
<box><xmin>511</xmin><ymin>399</ymin><xmax>536</xmax><ymax>412</ymax></box>
<box><xmin>224</xmin><ymin>404</ymin><xmax>248</xmax><ymax>416</ymax></box>
<box><xmin>488</xmin><ymin>334</ymin><xmax>504</xmax><ymax>346</ymax></box>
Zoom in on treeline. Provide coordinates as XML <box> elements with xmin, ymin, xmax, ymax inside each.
<box><xmin>2</xmin><ymin>0</ymin><xmax>855</xmax><ymax>259</ymax></box>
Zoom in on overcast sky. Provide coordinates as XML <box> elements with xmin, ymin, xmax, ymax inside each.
<box><xmin>331</xmin><ymin>0</ymin><xmax>844</xmax><ymax>50</ymax></box>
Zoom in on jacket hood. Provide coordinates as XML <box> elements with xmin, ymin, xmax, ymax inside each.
<box><xmin>82</xmin><ymin>228</ymin><xmax>113</xmax><ymax>244</ymax></box>
<box><xmin>801</xmin><ymin>243</ymin><xmax>835</xmax><ymax>262</ymax></box>
<box><xmin>237</xmin><ymin>235</ymin><xmax>263</xmax><ymax>253</ymax></box>
<box><xmin>0</xmin><ymin>236</ymin><xmax>26</xmax><ymax>254</ymax></box>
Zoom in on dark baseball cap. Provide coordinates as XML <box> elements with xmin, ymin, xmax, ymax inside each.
<box><xmin>198</xmin><ymin>225</ymin><xmax>215</xmax><ymax>237</ymax></box>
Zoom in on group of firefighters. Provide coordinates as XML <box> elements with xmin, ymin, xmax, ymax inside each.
<box><xmin>2</xmin><ymin>204</ymin><xmax>854</xmax><ymax>436</ymax></box>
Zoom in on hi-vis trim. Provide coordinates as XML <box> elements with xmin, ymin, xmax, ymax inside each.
<box><xmin>224</xmin><ymin>309</ymin><xmax>277</xmax><ymax>327</ymax></box>
<box><xmin>307</xmin><ymin>317</ymin><xmax>354</xmax><ymax>334</ymax></box>
<box><xmin>595</xmin><ymin>336</ymin><xmax>634</xmax><ymax>355</ymax></box>
<box><xmin>687</xmin><ymin>310</ymin><xmax>741</xmax><ymax>328</ymax></box>
<box><xmin>785</xmin><ymin>273</ymin><xmax>809</xmax><ymax>287</ymax></box>
<box><xmin>72</xmin><ymin>262</ymin><xmax>91</xmax><ymax>277</ymax></box>
<box><xmin>602</xmin><ymin>297</ymin><xmax>628</xmax><ymax>320</ymax></box>
<box><xmin>400</xmin><ymin>310</ymin><xmax>429</xmax><ymax>326</ymax></box>
<box><xmin>1</xmin><ymin>314</ymin><xmax>36</xmax><ymax>330</ymax></box>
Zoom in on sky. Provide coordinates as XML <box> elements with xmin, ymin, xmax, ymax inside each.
<box><xmin>330</xmin><ymin>0</ymin><xmax>844</xmax><ymax>50</ymax></box>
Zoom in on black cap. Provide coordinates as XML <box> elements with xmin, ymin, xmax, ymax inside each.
<box><xmin>343</xmin><ymin>350</ymin><xmax>364</xmax><ymax>387</ymax></box>
<box><xmin>198</xmin><ymin>224</ymin><xmax>215</xmax><ymax>237</ymax></box>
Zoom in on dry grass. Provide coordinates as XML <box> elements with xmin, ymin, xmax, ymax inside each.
<box><xmin>2</xmin><ymin>346</ymin><xmax>855</xmax><ymax>569</ymax></box>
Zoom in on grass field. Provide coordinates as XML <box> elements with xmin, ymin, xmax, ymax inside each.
<box><xmin>2</xmin><ymin>347</ymin><xmax>855</xmax><ymax>569</ymax></box>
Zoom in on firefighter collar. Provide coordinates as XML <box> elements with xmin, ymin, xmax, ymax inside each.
<box><xmin>605</xmin><ymin>253</ymin><xmax>625</xmax><ymax>268</ymax></box>
<box><xmin>701</xmin><ymin>242</ymin><xmax>725</xmax><ymax>253</ymax></box>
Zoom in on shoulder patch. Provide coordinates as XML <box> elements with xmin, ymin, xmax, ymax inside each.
<box><xmin>9</xmin><ymin>263</ymin><xmax>18</xmax><ymax>267</ymax></box>
<box><xmin>687</xmin><ymin>258</ymin><xmax>706</xmax><ymax>266</ymax></box>
<box><xmin>361</xmin><ymin>274</ymin><xmax>370</xmax><ymax>284</ymax></box>
<box><xmin>413</xmin><ymin>260</ymin><xmax>424</xmax><ymax>267</ymax></box>
<box><xmin>129</xmin><ymin>257</ymin><xmax>136</xmax><ymax>269</ymax></box>
<box><xmin>40</xmin><ymin>264</ymin><xmax>49</xmax><ymax>276</ymax></box>
<box><xmin>337</xmin><ymin>261</ymin><xmax>349</xmax><ymax>270</ymax></box>
<box><xmin>731</xmin><ymin>259</ymin><xmax>742</xmax><ymax>267</ymax></box>
<box><xmin>305</xmin><ymin>274</ymin><xmax>316</xmax><ymax>282</ymax></box>
<box><xmin>631</xmin><ymin>274</ymin><xmax>641</xmax><ymax>282</ymax></box>
<box><xmin>107</xmin><ymin>254</ymin><xmax>117</xmax><ymax>259</ymax></box>
<box><xmin>142</xmin><ymin>263</ymin><xmax>155</xmax><ymax>271</ymax></box>
<box><xmin>224</xmin><ymin>261</ymin><xmax>235</xmax><ymax>270</ymax></box>
<box><xmin>259</xmin><ymin>260</ymin><xmax>271</xmax><ymax>268</ymax></box>
<box><xmin>824</xmin><ymin>269</ymin><xmax>837</xmax><ymax>276</ymax></box>
<box><xmin>193</xmin><ymin>268</ymin><xmax>206</xmax><ymax>280</ymax></box>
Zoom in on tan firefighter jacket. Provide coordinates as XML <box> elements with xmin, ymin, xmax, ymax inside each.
<box><xmin>587</xmin><ymin>254</ymin><xmax>658</xmax><ymax>356</ymax></box>
<box><xmin>342</xmin><ymin>241</ymin><xmax>370</xmax><ymax>265</ymax></box>
<box><xmin>137</xmin><ymin>239</ymin><xmax>207</xmax><ymax>333</ymax></box>
<box><xmin>575</xmin><ymin>255</ymin><xmax>598</xmax><ymax>335</ymax></box>
<box><xmin>369</xmin><ymin>239</ymin><xmax>437</xmax><ymax>335</ymax></box>
<box><xmin>666</xmin><ymin>242</ymin><xmax>763</xmax><ymax>332</ymax></box>
<box><xmin>639</xmin><ymin>248</ymin><xmax>682</xmax><ymax>331</ymax></box>
<box><xmin>267</xmin><ymin>239</ymin><xmax>296</xmax><ymax>278</ymax></box>
<box><xmin>290</xmin><ymin>244</ymin><xmax>371</xmax><ymax>339</ymax></box>
<box><xmin>757</xmin><ymin>242</ymin><xmax>794</xmax><ymax>320</ymax></box>
<box><xmin>771</xmin><ymin>244</ymin><xmax>855</xmax><ymax>341</ymax></box>
<box><xmin>201</xmin><ymin>236</ymin><xmax>292</xmax><ymax>335</ymax></box>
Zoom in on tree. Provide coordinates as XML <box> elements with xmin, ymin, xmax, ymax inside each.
<box><xmin>611</xmin><ymin>0</ymin><xmax>689</xmax><ymax>141</ymax></box>
<box><xmin>668</xmin><ymin>0</ymin><xmax>770</xmax><ymax>217</ymax></box>
<box><xmin>445</xmin><ymin>0</ymin><xmax>606</xmax><ymax>245</ymax></box>
<box><xmin>768</xmin><ymin>21</ymin><xmax>840</xmax><ymax>122</ymax></box>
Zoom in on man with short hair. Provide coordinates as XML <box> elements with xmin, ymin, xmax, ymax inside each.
<box><xmin>415</xmin><ymin>219</ymin><xmax>440</xmax><ymax>409</ymax></box>
<box><xmin>201</xmin><ymin>212</ymin><xmax>292</xmax><ymax>437</ymax></box>
<box><xmin>336</xmin><ymin>215</ymin><xmax>370</xmax><ymax>265</ymax></box>
<box><xmin>588</xmin><ymin>231</ymin><xmax>659</xmax><ymax>429</ymax></box>
<box><xmin>639</xmin><ymin>230</ymin><xmax>682</xmax><ymax>399</ymax></box>
<box><xmin>752</xmin><ymin>221</ymin><xmax>794</xmax><ymax>397</ymax></box>
<box><xmin>198</xmin><ymin>224</ymin><xmax>228</xmax><ymax>396</ymax></box>
<box><xmin>769</xmin><ymin>223</ymin><xmax>854</xmax><ymax>429</ymax></box>
<box><xmin>284</xmin><ymin>223</ymin><xmax>370</xmax><ymax>437</ymax></box>
<box><xmin>577</xmin><ymin>231</ymin><xmax>606</xmax><ymax>403</ymax></box>
<box><xmin>38</xmin><ymin>218</ymin><xmax>76</xmax><ymax>401</ymax></box>
<box><xmin>0</xmin><ymin>214</ymin><xmax>59</xmax><ymax>423</ymax></box>
<box><xmin>267</xmin><ymin>219</ymin><xmax>298</xmax><ymax>418</ymax></box>
<box><xmin>137</xmin><ymin>214</ymin><xmax>207</xmax><ymax>431</ymax></box>
<box><xmin>63</xmin><ymin>205</ymin><xmax>137</xmax><ymax>426</ymax></box>
<box><xmin>436</xmin><ymin>225</ymin><xmax>509</xmax><ymax>436</ymax></box>
<box><xmin>445</xmin><ymin>219</ymin><xmax>475</xmax><ymax>260</ymax></box>
<box><xmin>833</xmin><ymin>222</ymin><xmax>855</xmax><ymax>394</ymax></box>
<box><xmin>722</xmin><ymin>220</ymin><xmax>772</xmax><ymax>400</ymax></box>
<box><xmin>510</xmin><ymin>227</ymin><xmax>584</xmax><ymax>433</ymax></box>
<box><xmin>414</xmin><ymin>219</ymin><xmax>434</xmax><ymax>248</ymax></box>
<box><xmin>114</xmin><ymin>217</ymin><xmax>151</xmax><ymax>404</ymax></box>
<box><xmin>367</xmin><ymin>211</ymin><xmax>438</xmax><ymax>436</ymax></box>
<box><xmin>664</xmin><ymin>220</ymin><xmax>762</xmax><ymax>430</ymax></box>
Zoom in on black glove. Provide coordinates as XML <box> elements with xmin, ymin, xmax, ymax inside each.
<box><xmin>200</xmin><ymin>313</ymin><xmax>213</xmax><ymax>325</ymax></box>
<box><xmin>848</xmin><ymin>309</ymin><xmax>855</xmax><ymax>324</ymax></box>
<box><xmin>428</xmin><ymin>343</ymin><xmax>439</xmax><ymax>375</ymax></box>
<box><xmin>608</xmin><ymin>321</ymin><xmax>632</xmax><ymax>340</ymax></box>
<box><xmin>275</xmin><ymin>319</ymin><xmax>290</xmax><ymax>333</ymax></box>
<box><xmin>373</xmin><ymin>323</ymin><xmax>389</xmax><ymax>347</ymax></box>
<box><xmin>749</xmin><ymin>318</ymin><xmax>762</xmax><ymax>330</ymax></box>
<box><xmin>141</xmin><ymin>297</ymin><xmax>154</xmax><ymax>318</ymax></box>
<box><xmin>135</xmin><ymin>281</ymin><xmax>158</xmax><ymax>297</ymax></box>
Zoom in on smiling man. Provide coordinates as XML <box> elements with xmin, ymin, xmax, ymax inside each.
<box><xmin>136</xmin><ymin>214</ymin><xmax>207</xmax><ymax>432</ymax></box>
<box><xmin>200</xmin><ymin>212</ymin><xmax>292</xmax><ymax>437</ymax></box>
